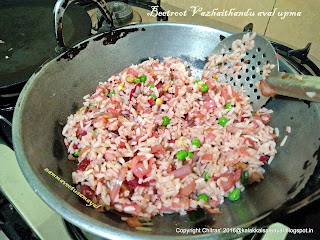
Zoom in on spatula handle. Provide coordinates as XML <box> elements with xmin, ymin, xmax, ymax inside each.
<box><xmin>266</xmin><ymin>73</ymin><xmax>320</xmax><ymax>102</ymax></box>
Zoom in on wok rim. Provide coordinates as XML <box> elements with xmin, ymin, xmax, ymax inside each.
<box><xmin>12</xmin><ymin>22</ymin><xmax>283</xmax><ymax>239</ymax></box>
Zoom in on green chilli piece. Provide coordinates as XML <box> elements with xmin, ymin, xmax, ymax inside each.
<box><xmin>198</xmin><ymin>194</ymin><xmax>209</xmax><ymax>202</ymax></box>
<box><xmin>134</xmin><ymin>78</ymin><xmax>141</xmax><ymax>84</ymax></box>
<box><xmin>149</xmin><ymin>84</ymin><xmax>154</xmax><ymax>88</ymax></box>
<box><xmin>176</xmin><ymin>150</ymin><xmax>188</xmax><ymax>161</ymax></box>
<box><xmin>162</xmin><ymin>116</ymin><xmax>170</xmax><ymax>126</ymax></box>
<box><xmin>170</xmin><ymin>79</ymin><xmax>174</xmax><ymax>81</ymax></box>
<box><xmin>89</xmin><ymin>103</ymin><xmax>94</xmax><ymax>106</ymax></box>
<box><xmin>191</xmin><ymin>139</ymin><xmax>201</xmax><ymax>148</ymax></box>
<box><xmin>204</xmin><ymin>172</ymin><xmax>210</xmax><ymax>181</ymax></box>
<box><xmin>94</xmin><ymin>129</ymin><xmax>97</xmax><ymax>134</ymax></box>
<box><xmin>240</xmin><ymin>170</ymin><xmax>249</xmax><ymax>186</ymax></box>
<box><xmin>217</xmin><ymin>62</ymin><xmax>222</xmax><ymax>66</ymax></box>
<box><xmin>225</xmin><ymin>103</ymin><xmax>232</xmax><ymax>109</ymax></box>
<box><xmin>140</xmin><ymin>74</ymin><xmax>147</xmax><ymax>82</ymax></box>
<box><xmin>219</xmin><ymin>116</ymin><xmax>228</xmax><ymax>127</ymax></box>
<box><xmin>109</xmin><ymin>91</ymin><xmax>116</xmax><ymax>97</ymax></box>
<box><xmin>150</xmin><ymin>94</ymin><xmax>156</xmax><ymax>101</ymax></box>
<box><xmin>73</xmin><ymin>149</ymin><xmax>81</xmax><ymax>157</ymax></box>
<box><xmin>228</xmin><ymin>188</ymin><xmax>241</xmax><ymax>201</ymax></box>
<box><xmin>195</xmin><ymin>80</ymin><xmax>199</xmax><ymax>83</ymax></box>
<box><xmin>188</xmin><ymin>152</ymin><xmax>194</xmax><ymax>158</ymax></box>
<box><xmin>200</xmin><ymin>84</ymin><xmax>209</xmax><ymax>92</ymax></box>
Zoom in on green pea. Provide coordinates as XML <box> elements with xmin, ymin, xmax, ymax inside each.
<box><xmin>195</xmin><ymin>80</ymin><xmax>199</xmax><ymax>83</ymax></box>
<box><xmin>94</xmin><ymin>129</ymin><xmax>97</xmax><ymax>134</ymax></box>
<box><xmin>176</xmin><ymin>150</ymin><xmax>188</xmax><ymax>161</ymax></box>
<box><xmin>140</xmin><ymin>75</ymin><xmax>147</xmax><ymax>82</ymax></box>
<box><xmin>188</xmin><ymin>152</ymin><xmax>194</xmax><ymax>158</ymax></box>
<box><xmin>162</xmin><ymin>116</ymin><xmax>170</xmax><ymax>126</ymax></box>
<box><xmin>151</xmin><ymin>94</ymin><xmax>156</xmax><ymax>101</ymax></box>
<box><xmin>134</xmin><ymin>78</ymin><xmax>141</xmax><ymax>84</ymax></box>
<box><xmin>170</xmin><ymin>79</ymin><xmax>174</xmax><ymax>81</ymax></box>
<box><xmin>219</xmin><ymin>117</ymin><xmax>228</xmax><ymax>127</ymax></box>
<box><xmin>225</xmin><ymin>103</ymin><xmax>232</xmax><ymax>109</ymax></box>
<box><xmin>198</xmin><ymin>194</ymin><xmax>209</xmax><ymax>202</ymax></box>
<box><xmin>228</xmin><ymin>188</ymin><xmax>241</xmax><ymax>201</ymax></box>
<box><xmin>204</xmin><ymin>172</ymin><xmax>210</xmax><ymax>181</ymax></box>
<box><xmin>73</xmin><ymin>149</ymin><xmax>81</xmax><ymax>157</ymax></box>
<box><xmin>191</xmin><ymin>139</ymin><xmax>201</xmax><ymax>148</ymax></box>
<box><xmin>149</xmin><ymin>84</ymin><xmax>155</xmax><ymax>88</ymax></box>
<box><xmin>240</xmin><ymin>170</ymin><xmax>249</xmax><ymax>186</ymax></box>
<box><xmin>109</xmin><ymin>91</ymin><xmax>116</xmax><ymax>97</ymax></box>
<box><xmin>200</xmin><ymin>84</ymin><xmax>209</xmax><ymax>92</ymax></box>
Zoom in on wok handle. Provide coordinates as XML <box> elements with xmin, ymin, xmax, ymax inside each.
<box><xmin>53</xmin><ymin>0</ymin><xmax>113</xmax><ymax>54</ymax></box>
<box><xmin>53</xmin><ymin>0</ymin><xmax>74</xmax><ymax>53</ymax></box>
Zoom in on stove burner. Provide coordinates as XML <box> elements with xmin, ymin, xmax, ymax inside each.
<box><xmin>95</xmin><ymin>1</ymin><xmax>142</xmax><ymax>30</ymax></box>
<box><xmin>91</xmin><ymin>0</ymin><xmax>167</xmax><ymax>33</ymax></box>
<box><xmin>108</xmin><ymin>1</ymin><xmax>134</xmax><ymax>27</ymax></box>
<box><xmin>0</xmin><ymin>192</ymin><xmax>39</xmax><ymax>240</ymax></box>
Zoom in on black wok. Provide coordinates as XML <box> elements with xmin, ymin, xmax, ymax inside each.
<box><xmin>12</xmin><ymin>22</ymin><xmax>320</xmax><ymax>239</ymax></box>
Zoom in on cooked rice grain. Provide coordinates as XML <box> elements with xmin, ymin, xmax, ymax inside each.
<box><xmin>63</xmin><ymin>55</ymin><xmax>277</xmax><ymax>218</ymax></box>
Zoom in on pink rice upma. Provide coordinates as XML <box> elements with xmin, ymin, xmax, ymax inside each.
<box><xmin>62</xmin><ymin>34</ymin><xmax>277</xmax><ymax>220</ymax></box>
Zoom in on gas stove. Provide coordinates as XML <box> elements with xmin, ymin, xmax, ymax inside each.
<box><xmin>0</xmin><ymin>1</ymin><xmax>320</xmax><ymax>240</ymax></box>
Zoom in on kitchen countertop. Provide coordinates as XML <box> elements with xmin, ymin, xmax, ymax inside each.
<box><xmin>0</xmin><ymin>144</ymin><xmax>72</xmax><ymax>240</ymax></box>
